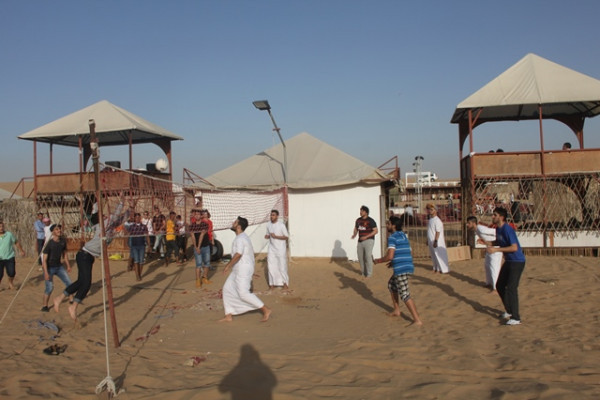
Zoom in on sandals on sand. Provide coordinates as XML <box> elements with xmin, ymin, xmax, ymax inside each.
<box><xmin>43</xmin><ymin>344</ymin><xmax>68</xmax><ymax>356</ymax></box>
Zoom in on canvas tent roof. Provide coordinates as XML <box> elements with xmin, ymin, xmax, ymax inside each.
<box><xmin>204</xmin><ymin>132</ymin><xmax>388</xmax><ymax>189</ymax></box>
<box><xmin>451</xmin><ymin>53</ymin><xmax>600</xmax><ymax>124</ymax></box>
<box><xmin>0</xmin><ymin>188</ymin><xmax>20</xmax><ymax>201</ymax></box>
<box><xmin>18</xmin><ymin>100</ymin><xmax>183</xmax><ymax>147</ymax></box>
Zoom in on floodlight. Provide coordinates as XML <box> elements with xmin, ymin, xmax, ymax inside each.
<box><xmin>252</xmin><ymin>100</ymin><xmax>271</xmax><ymax>111</ymax></box>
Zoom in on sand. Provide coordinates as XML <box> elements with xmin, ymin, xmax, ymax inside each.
<box><xmin>0</xmin><ymin>253</ymin><xmax>599</xmax><ymax>399</ymax></box>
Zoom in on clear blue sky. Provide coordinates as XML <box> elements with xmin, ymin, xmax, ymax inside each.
<box><xmin>2</xmin><ymin>0</ymin><xmax>600</xmax><ymax>182</ymax></box>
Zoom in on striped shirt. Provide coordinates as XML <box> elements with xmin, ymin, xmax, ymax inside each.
<box><xmin>388</xmin><ymin>230</ymin><xmax>414</xmax><ymax>275</ymax></box>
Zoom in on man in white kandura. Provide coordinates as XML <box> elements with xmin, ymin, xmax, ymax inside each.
<box><xmin>220</xmin><ymin>216</ymin><xmax>271</xmax><ymax>323</ymax></box>
<box><xmin>466</xmin><ymin>216</ymin><xmax>502</xmax><ymax>292</ymax></box>
<box><xmin>426</xmin><ymin>203</ymin><xmax>450</xmax><ymax>274</ymax></box>
<box><xmin>265</xmin><ymin>209</ymin><xmax>289</xmax><ymax>291</ymax></box>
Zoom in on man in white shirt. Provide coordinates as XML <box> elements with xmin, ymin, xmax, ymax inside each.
<box><xmin>264</xmin><ymin>209</ymin><xmax>289</xmax><ymax>290</ymax></box>
<box><xmin>466</xmin><ymin>216</ymin><xmax>502</xmax><ymax>292</ymax></box>
<box><xmin>426</xmin><ymin>204</ymin><xmax>450</xmax><ymax>274</ymax></box>
<box><xmin>220</xmin><ymin>217</ymin><xmax>271</xmax><ymax>323</ymax></box>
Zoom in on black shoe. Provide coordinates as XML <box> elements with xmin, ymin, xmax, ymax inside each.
<box><xmin>41</xmin><ymin>306</ymin><xmax>50</xmax><ymax>312</ymax></box>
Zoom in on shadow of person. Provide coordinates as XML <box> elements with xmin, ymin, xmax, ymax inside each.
<box><xmin>219</xmin><ymin>344</ymin><xmax>277</xmax><ymax>400</ymax></box>
<box><xmin>413</xmin><ymin>263</ymin><xmax>500</xmax><ymax>318</ymax></box>
<box><xmin>330</xmin><ymin>239</ymin><xmax>347</xmax><ymax>261</ymax></box>
<box><xmin>330</xmin><ymin>240</ymin><xmax>363</xmax><ymax>276</ymax></box>
<box><xmin>334</xmin><ymin>271</ymin><xmax>393</xmax><ymax>313</ymax></box>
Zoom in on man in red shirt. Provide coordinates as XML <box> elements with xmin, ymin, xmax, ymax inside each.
<box><xmin>351</xmin><ymin>205</ymin><xmax>378</xmax><ymax>278</ymax></box>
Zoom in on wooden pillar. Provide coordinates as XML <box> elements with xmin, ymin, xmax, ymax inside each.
<box><xmin>33</xmin><ymin>141</ymin><xmax>38</xmax><ymax>202</ymax></box>
<box><xmin>128</xmin><ymin>131</ymin><xmax>133</xmax><ymax>171</ymax></box>
<box><xmin>49</xmin><ymin>143</ymin><xmax>53</xmax><ymax>174</ymax></box>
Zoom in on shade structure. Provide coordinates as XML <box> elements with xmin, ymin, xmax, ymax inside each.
<box><xmin>18</xmin><ymin>100</ymin><xmax>183</xmax><ymax>146</ymax></box>
<box><xmin>451</xmin><ymin>53</ymin><xmax>600</xmax><ymax>124</ymax></box>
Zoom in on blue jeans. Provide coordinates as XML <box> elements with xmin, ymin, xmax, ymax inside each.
<box><xmin>44</xmin><ymin>265</ymin><xmax>72</xmax><ymax>295</ymax></box>
<box><xmin>130</xmin><ymin>245</ymin><xmax>146</xmax><ymax>264</ymax></box>
<box><xmin>194</xmin><ymin>246</ymin><xmax>211</xmax><ymax>268</ymax></box>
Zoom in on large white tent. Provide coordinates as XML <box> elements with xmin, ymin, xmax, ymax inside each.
<box><xmin>206</xmin><ymin>132</ymin><xmax>390</xmax><ymax>259</ymax></box>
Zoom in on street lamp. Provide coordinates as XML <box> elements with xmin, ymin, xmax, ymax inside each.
<box><xmin>414</xmin><ymin>156</ymin><xmax>424</xmax><ymax>212</ymax></box>
<box><xmin>253</xmin><ymin>100</ymin><xmax>287</xmax><ymax>185</ymax></box>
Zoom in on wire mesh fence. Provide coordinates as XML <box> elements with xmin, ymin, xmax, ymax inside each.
<box><xmin>468</xmin><ymin>173</ymin><xmax>600</xmax><ymax>231</ymax></box>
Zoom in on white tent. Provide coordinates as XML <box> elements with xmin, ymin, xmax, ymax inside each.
<box><xmin>205</xmin><ymin>132</ymin><xmax>390</xmax><ymax>259</ymax></box>
<box><xmin>206</xmin><ymin>132</ymin><xmax>387</xmax><ymax>189</ymax></box>
<box><xmin>0</xmin><ymin>188</ymin><xmax>20</xmax><ymax>201</ymax></box>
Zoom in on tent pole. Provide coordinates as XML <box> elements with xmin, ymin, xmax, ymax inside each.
<box><xmin>538</xmin><ymin>105</ymin><xmax>548</xmax><ymax>248</ymax></box>
<box><xmin>33</xmin><ymin>141</ymin><xmax>38</xmax><ymax>203</ymax></box>
<box><xmin>128</xmin><ymin>131</ymin><xmax>133</xmax><ymax>171</ymax></box>
<box><xmin>468</xmin><ymin>109</ymin><xmax>476</xmax><ymax>216</ymax></box>
<box><xmin>49</xmin><ymin>143</ymin><xmax>53</xmax><ymax>174</ymax></box>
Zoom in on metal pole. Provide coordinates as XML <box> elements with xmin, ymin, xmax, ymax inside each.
<box><xmin>264</xmin><ymin>107</ymin><xmax>290</xmax><ymax>259</ymax></box>
<box><xmin>266</xmin><ymin>109</ymin><xmax>287</xmax><ymax>185</ymax></box>
<box><xmin>89</xmin><ymin>120</ymin><xmax>121</xmax><ymax>348</ymax></box>
<box><xmin>415</xmin><ymin>156</ymin><xmax>423</xmax><ymax>213</ymax></box>
<box><xmin>33</xmin><ymin>141</ymin><xmax>38</xmax><ymax>203</ymax></box>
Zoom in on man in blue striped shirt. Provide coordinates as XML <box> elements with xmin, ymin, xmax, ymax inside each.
<box><xmin>375</xmin><ymin>216</ymin><xmax>423</xmax><ymax>326</ymax></box>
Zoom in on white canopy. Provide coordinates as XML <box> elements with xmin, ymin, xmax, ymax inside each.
<box><xmin>451</xmin><ymin>53</ymin><xmax>600</xmax><ymax>123</ymax></box>
<box><xmin>204</xmin><ymin>132</ymin><xmax>388</xmax><ymax>189</ymax></box>
<box><xmin>18</xmin><ymin>100</ymin><xmax>182</xmax><ymax>147</ymax></box>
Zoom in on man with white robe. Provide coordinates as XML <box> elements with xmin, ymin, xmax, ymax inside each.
<box><xmin>265</xmin><ymin>209</ymin><xmax>289</xmax><ymax>290</ymax></box>
<box><xmin>426</xmin><ymin>204</ymin><xmax>450</xmax><ymax>274</ymax></box>
<box><xmin>220</xmin><ymin>217</ymin><xmax>271</xmax><ymax>322</ymax></box>
<box><xmin>466</xmin><ymin>216</ymin><xmax>502</xmax><ymax>291</ymax></box>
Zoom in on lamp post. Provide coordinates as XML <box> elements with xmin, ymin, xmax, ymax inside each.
<box><xmin>414</xmin><ymin>156</ymin><xmax>424</xmax><ymax>213</ymax></box>
<box><xmin>253</xmin><ymin>99</ymin><xmax>290</xmax><ymax>249</ymax></box>
<box><xmin>252</xmin><ymin>100</ymin><xmax>287</xmax><ymax>185</ymax></box>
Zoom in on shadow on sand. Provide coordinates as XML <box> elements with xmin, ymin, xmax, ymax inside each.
<box><xmin>219</xmin><ymin>343</ymin><xmax>277</xmax><ymax>400</ymax></box>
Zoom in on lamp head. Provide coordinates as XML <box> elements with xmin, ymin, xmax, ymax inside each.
<box><xmin>252</xmin><ymin>100</ymin><xmax>271</xmax><ymax>111</ymax></box>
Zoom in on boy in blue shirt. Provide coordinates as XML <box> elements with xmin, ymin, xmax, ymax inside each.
<box><xmin>374</xmin><ymin>216</ymin><xmax>423</xmax><ymax>326</ymax></box>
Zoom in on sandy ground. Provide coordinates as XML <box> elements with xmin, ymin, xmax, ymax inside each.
<box><xmin>0</xmin><ymin>253</ymin><xmax>599</xmax><ymax>399</ymax></box>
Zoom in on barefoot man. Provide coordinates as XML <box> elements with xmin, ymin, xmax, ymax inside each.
<box><xmin>220</xmin><ymin>216</ymin><xmax>271</xmax><ymax>323</ymax></box>
<box><xmin>53</xmin><ymin>213</ymin><xmax>101</xmax><ymax>322</ymax></box>
<box><xmin>54</xmin><ymin>201</ymin><xmax>126</xmax><ymax>323</ymax></box>
<box><xmin>374</xmin><ymin>216</ymin><xmax>423</xmax><ymax>326</ymax></box>
<box><xmin>265</xmin><ymin>209</ymin><xmax>289</xmax><ymax>291</ymax></box>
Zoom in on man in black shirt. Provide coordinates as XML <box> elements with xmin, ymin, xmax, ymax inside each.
<box><xmin>41</xmin><ymin>224</ymin><xmax>72</xmax><ymax>312</ymax></box>
<box><xmin>351</xmin><ymin>205</ymin><xmax>378</xmax><ymax>278</ymax></box>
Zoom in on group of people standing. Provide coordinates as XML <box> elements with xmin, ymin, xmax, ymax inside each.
<box><xmin>28</xmin><ymin>204</ymin><xmax>291</xmax><ymax>325</ymax></box>
<box><xmin>4</xmin><ymin>199</ymin><xmax>526</xmax><ymax>328</ymax></box>
<box><xmin>124</xmin><ymin>207</ymin><xmax>215</xmax><ymax>284</ymax></box>
<box><xmin>353</xmin><ymin>203</ymin><xmax>525</xmax><ymax>327</ymax></box>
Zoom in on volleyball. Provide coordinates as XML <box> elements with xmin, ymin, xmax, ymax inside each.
<box><xmin>155</xmin><ymin>158</ymin><xmax>168</xmax><ymax>172</ymax></box>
